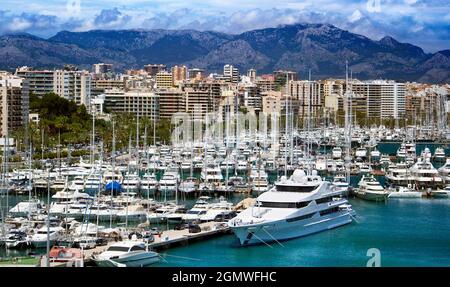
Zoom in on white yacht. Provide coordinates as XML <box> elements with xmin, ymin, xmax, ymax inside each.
<box><xmin>178</xmin><ymin>177</ymin><xmax>197</xmax><ymax>194</ymax></box>
<box><xmin>182</xmin><ymin>196</ymin><xmax>213</xmax><ymax>221</ymax></box>
<box><xmin>331</xmin><ymin>147</ymin><xmax>342</xmax><ymax>159</ymax></box>
<box><xmin>386</xmin><ymin>162</ymin><xmax>413</xmax><ymax>186</ymax></box>
<box><xmin>397</xmin><ymin>144</ymin><xmax>407</xmax><ymax>160</ymax></box>
<box><xmin>249</xmin><ymin>168</ymin><xmax>270</xmax><ymax>193</ymax></box>
<box><xmin>355</xmin><ymin>147</ymin><xmax>367</xmax><ymax>158</ymax></box>
<box><xmin>380</xmin><ymin>154</ymin><xmax>391</xmax><ymax>166</ymax></box>
<box><xmin>434</xmin><ymin>147</ymin><xmax>446</xmax><ymax>161</ymax></box>
<box><xmin>220</xmin><ymin>158</ymin><xmax>236</xmax><ymax>171</ymax></box>
<box><xmin>93</xmin><ymin>241</ymin><xmax>160</xmax><ymax>267</ymax></box>
<box><xmin>387</xmin><ymin>186</ymin><xmax>422</xmax><ymax>198</ymax></box>
<box><xmin>116</xmin><ymin>204</ymin><xmax>147</xmax><ymax>222</ymax></box>
<box><xmin>9</xmin><ymin>199</ymin><xmax>44</xmax><ymax>217</ymax></box>
<box><xmin>331</xmin><ymin>174</ymin><xmax>350</xmax><ymax>196</ymax></box>
<box><xmin>431</xmin><ymin>185</ymin><xmax>450</xmax><ymax>198</ymax></box>
<box><xmin>50</xmin><ymin>176</ymin><xmax>67</xmax><ymax>191</ymax></box>
<box><xmin>68</xmin><ymin>176</ymin><xmax>85</xmax><ymax>192</ymax></box>
<box><xmin>159</xmin><ymin>170</ymin><xmax>179</xmax><ymax>194</ymax></box>
<box><xmin>370</xmin><ymin>149</ymin><xmax>381</xmax><ymax>159</ymax></box>
<box><xmin>31</xmin><ymin>226</ymin><xmax>64</xmax><ymax>248</ymax></box>
<box><xmin>228</xmin><ymin>169</ymin><xmax>354</xmax><ymax>245</ymax></box>
<box><xmin>84</xmin><ymin>172</ymin><xmax>103</xmax><ymax>195</ymax></box>
<box><xmin>148</xmin><ymin>203</ymin><xmax>184</xmax><ymax>221</ymax></box>
<box><xmin>199</xmin><ymin>197</ymin><xmax>235</xmax><ymax>222</ymax></box>
<box><xmin>140</xmin><ymin>173</ymin><xmax>159</xmax><ymax>196</ymax></box>
<box><xmin>409</xmin><ymin>157</ymin><xmax>443</xmax><ymax>189</ymax></box>
<box><xmin>236</xmin><ymin>159</ymin><xmax>248</xmax><ymax>172</ymax></box>
<box><xmin>438</xmin><ymin>158</ymin><xmax>450</xmax><ymax>184</ymax></box>
<box><xmin>49</xmin><ymin>190</ymin><xmax>92</xmax><ymax>215</ymax></box>
<box><xmin>90</xmin><ymin>203</ymin><xmax>119</xmax><ymax>222</ymax></box>
<box><xmin>122</xmin><ymin>172</ymin><xmax>141</xmax><ymax>193</ymax></box>
<box><xmin>355</xmin><ymin>175</ymin><xmax>388</xmax><ymax>202</ymax></box>
<box><xmin>2</xmin><ymin>230</ymin><xmax>32</xmax><ymax>249</ymax></box>
<box><xmin>201</xmin><ymin>163</ymin><xmax>223</xmax><ymax>182</ymax></box>
<box><xmin>358</xmin><ymin>163</ymin><xmax>372</xmax><ymax>174</ymax></box>
<box><xmin>421</xmin><ymin>147</ymin><xmax>432</xmax><ymax>160</ymax></box>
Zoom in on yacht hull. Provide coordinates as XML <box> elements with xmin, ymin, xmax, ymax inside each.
<box><xmin>356</xmin><ymin>191</ymin><xmax>388</xmax><ymax>202</ymax></box>
<box><xmin>230</xmin><ymin>211</ymin><xmax>352</xmax><ymax>245</ymax></box>
<box><xmin>95</xmin><ymin>253</ymin><xmax>160</xmax><ymax>267</ymax></box>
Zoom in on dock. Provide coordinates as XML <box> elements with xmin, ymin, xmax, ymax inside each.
<box><xmin>79</xmin><ymin>221</ymin><xmax>231</xmax><ymax>265</ymax></box>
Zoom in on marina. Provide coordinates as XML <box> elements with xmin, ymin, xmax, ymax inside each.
<box><xmin>1</xmin><ymin>135</ymin><xmax>450</xmax><ymax>267</ymax></box>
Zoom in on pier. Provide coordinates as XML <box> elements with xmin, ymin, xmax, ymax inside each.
<box><xmin>78</xmin><ymin>221</ymin><xmax>231</xmax><ymax>266</ymax></box>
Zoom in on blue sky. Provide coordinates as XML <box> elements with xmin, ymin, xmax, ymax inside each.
<box><xmin>0</xmin><ymin>0</ymin><xmax>449</xmax><ymax>52</ymax></box>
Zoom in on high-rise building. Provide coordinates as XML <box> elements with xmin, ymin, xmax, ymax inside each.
<box><xmin>99</xmin><ymin>89</ymin><xmax>159</xmax><ymax>121</ymax></box>
<box><xmin>288</xmin><ymin>80</ymin><xmax>322</xmax><ymax>118</ymax></box>
<box><xmin>157</xmin><ymin>89</ymin><xmax>185</xmax><ymax>120</ymax></box>
<box><xmin>247</xmin><ymin>69</ymin><xmax>257</xmax><ymax>83</ymax></box>
<box><xmin>53</xmin><ymin>70</ymin><xmax>92</xmax><ymax>106</ymax></box>
<box><xmin>0</xmin><ymin>74</ymin><xmax>28</xmax><ymax>137</ymax></box>
<box><xmin>256</xmin><ymin>74</ymin><xmax>277</xmax><ymax>92</ymax></box>
<box><xmin>144</xmin><ymin>64</ymin><xmax>167</xmax><ymax>77</ymax></box>
<box><xmin>156</xmin><ymin>71</ymin><xmax>174</xmax><ymax>88</ymax></box>
<box><xmin>16</xmin><ymin>67</ymin><xmax>92</xmax><ymax>106</ymax></box>
<box><xmin>171</xmin><ymin>65</ymin><xmax>188</xmax><ymax>84</ymax></box>
<box><xmin>223</xmin><ymin>64</ymin><xmax>240</xmax><ymax>83</ymax></box>
<box><xmin>15</xmin><ymin>67</ymin><xmax>54</xmax><ymax>97</ymax></box>
<box><xmin>352</xmin><ymin>80</ymin><xmax>405</xmax><ymax>120</ymax></box>
<box><xmin>241</xmin><ymin>84</ymin><xmax>261</xmax><ymax>112</ymax></box>
<box><xmin>93</xmin><ymin>63</ymin><xmax>113</xmax><ymax>75</ymax></box>
<box><xmin>274</xmin><ymin>70</ymin><xmax>298</xmax><ymax>88</ymax></box>
<box><xmin>189</xmin><ymin>68</ymin><xmax>205</xmax><ymax>81</ymax></box>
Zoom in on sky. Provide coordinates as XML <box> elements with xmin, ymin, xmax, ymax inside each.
<box><xmin>0</xmin><ymin>0</ymin><xmax>449</xmax><ymax>53</ymax></box>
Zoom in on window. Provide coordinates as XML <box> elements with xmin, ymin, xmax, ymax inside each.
<box><xmin>107</xmin><ymin>246</ymin><xmax>130</xmax><ymax>252</ymax></box>
<box><xmin>130</xmin><ymin>245</ymin><xmax>145</xmax><ymax>251</ymax></box>
<box><xmin>286</xmin><ymin>213</ymin><xmax>315</xmax><ymax>222</ymax></box>
<box><xmin>319</xmin><ymin>207</ymin><xmax>339</xmax><ymax>216</ymax></box>
<box><xmin>259</xmin><ymin>201</ymin><xmax>310</xmax><ymax>209</ymax></box>
<box><xmin>316</xmin><ymin>196</ymin><xmax>334</xmax><ymax>204</ymax></box>
<box><xmin>276</xmin><ymin>185</ymin><xmax>318</xmax><ymax>192</ymax></box>
<box><xmin>259</xmin><ymin>202</ymin><xmax>297</xmax><ymax>208</ymax></box>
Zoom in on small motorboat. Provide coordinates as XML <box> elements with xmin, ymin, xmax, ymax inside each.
<box><xmin>93</xmin><ymin>241</ymin><xmax>160</xmax><ymax>267</ymax></box>
<box><xmin>49</xmin><ymin>246</ymin><xmax>83</xmax><ymax>262</ymax></box>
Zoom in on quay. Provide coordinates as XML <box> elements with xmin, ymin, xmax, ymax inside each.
<box><xmin>78</xmin><ymin>221</ymin><xmax>231</xmax><ymax>266</ymax></box>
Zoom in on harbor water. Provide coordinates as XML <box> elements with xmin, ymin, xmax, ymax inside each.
<box><xmin>155</xmin><ymin>198</ymin><xmax>450</xmax><ymax>267</ymax></box>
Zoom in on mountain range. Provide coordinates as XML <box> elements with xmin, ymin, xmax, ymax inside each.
<box><xmin>0</xmin><ymin>23</ymin><xmax>449</xmax><ymax>83</ymax></box>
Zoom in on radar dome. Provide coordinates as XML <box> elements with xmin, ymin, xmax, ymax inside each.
<box><xmin>292</xmin><ymin>169</ymin><xmax>306</xmax><ymax>182</ymax></box>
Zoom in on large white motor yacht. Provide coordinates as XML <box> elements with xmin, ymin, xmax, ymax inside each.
<box><xmin>409</xmin><ymin>157</ymin><xmax>443</xmax><ymax>189</ymax></box>
<box><xmin>228</xmin><ymin>169</ymin><xmax>354</xmax><ymax>245</ymax></box>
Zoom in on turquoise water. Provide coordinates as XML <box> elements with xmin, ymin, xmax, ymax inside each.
<box><xmin>156</xmin><ymin>198</ymin><xmax>450</xmax><ymax>267</ymax></box>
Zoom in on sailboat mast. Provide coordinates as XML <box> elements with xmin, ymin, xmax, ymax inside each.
<box><xmin>284</xmin><ymin>73</ymin><xmax>288</xmax><ymax>177</ymax></box>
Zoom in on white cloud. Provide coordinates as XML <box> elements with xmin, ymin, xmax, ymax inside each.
<box><xmin>8</xmin><ymin>17</ymin><xmax>32</xmax><ymax>31</ymax></box>
<box><xmin>348</xmin><ymin>10</ymin><xmax>363</xmax><ymax>23</ymax></box>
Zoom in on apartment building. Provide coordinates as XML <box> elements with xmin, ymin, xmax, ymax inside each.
<box><xmin>156</xmin><ymin>71</ymin><xmax>174</xmax><ymax>88</ymax></box>
<box><xmin>0</xmin><ymin>74</ymin><xmax>28</xmax><ymax>137</ymax></box>
<box><xmin>100</xmin><ymin>89</ymin><xmax>159</xmax><ymax>121</ymax></box>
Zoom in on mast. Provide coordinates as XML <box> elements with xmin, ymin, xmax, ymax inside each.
<box><xmin>344</xmin><ymin>61</ymin><xmax>352</xmax><ymax>184</ymax></box>
<box><xmin>91</xmin><ymin>110</ymin><xmax>95</xmax><ymax>165</ymax></box>
<box><xmin>109</xmin><ymin>120</ymin><xmax>115</xmax><ymax>229</ymax></box>
<box><xmin>28</xmin><ymin>143</ymin><xmax>33</xmax><ymax>219</ymax></box>
<box><xmin>136</xmin><ymin>91</ymin><xmax>140</xmax><ymax>152</ymax></box>
<box><xmin>284</xmin><ymin>73</ymin><xmax>288</xmax><ymax>177</ymax></box>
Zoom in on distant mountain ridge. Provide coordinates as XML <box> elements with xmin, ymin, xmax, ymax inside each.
<box><xmin>0</xmin><ymin>23</ymin><xmax>448</xmax><ymax>83</ymax></box>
